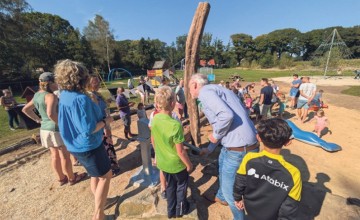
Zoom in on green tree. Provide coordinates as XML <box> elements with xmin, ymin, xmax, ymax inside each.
<box><xmin>83</xmin><ymin>14</ymin><xmax>115</xmax><ymax>72</ymax></box>
<box><xmin>231</xmin><ymin>33</ymin><xmax>254</xmax><ymax>65</ymax></box>
<box><xmin>267</xmin><ymin>28</ymin><xmax>302</xmax><ymax>59</ymax></box>
<box><xmin>20</xmin><ymin>12</ymin><xmax>84</xmax><ymax>71</ymax></box>
<box><xmin>0</xmin><ymin>0</ymin><xmax>31</xmax><ymax>80</ymax></box>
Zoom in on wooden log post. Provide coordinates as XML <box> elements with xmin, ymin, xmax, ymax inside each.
<box><xmin>184</xmin><ymin>2</ymin><xmax>210</xmax><ymax>146</ymax></box>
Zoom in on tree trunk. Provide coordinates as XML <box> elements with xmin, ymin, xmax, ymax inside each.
<box><xmin>184</xmin><ymin>2</ymin><xmax>211</xmax><ymax>147</ymax></box>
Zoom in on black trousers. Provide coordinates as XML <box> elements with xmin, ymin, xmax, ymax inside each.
<box><xmin>163</xmin><ymin>169</ymin><xmax>189</xmax><ymax>218</ymax></box>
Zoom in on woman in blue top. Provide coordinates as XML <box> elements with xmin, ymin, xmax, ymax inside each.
<box><xmin>55</xmin><ymin>60</ymin><xmax>114</xmax><ymax>220</ymax></box>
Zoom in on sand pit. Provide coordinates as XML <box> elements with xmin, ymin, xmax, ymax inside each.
<box><xmin>274</xmin><ymin>76</ymin><xmax>360</xmax><ymax>87</ymax></box>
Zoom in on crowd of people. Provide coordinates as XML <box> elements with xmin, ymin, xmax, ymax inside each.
<box><xmin>0</xmin><ymin>58</ymin><xmax>333</xmax><ymax>219</ymax></box>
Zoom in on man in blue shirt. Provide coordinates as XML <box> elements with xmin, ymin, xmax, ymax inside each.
<box><xmin>189</xmin><ymin>73</ymin><xmax>258</xmax><ymax>220</ymax></box>
<box><xmin>116</xmin><ymin>87</ymin><xmax>135</xmax><ymax>140</ymax></box>
<box><xmin>289</xmin><ymin>74</ymin><xmax>302</xmax><ymax>109</ymax></box>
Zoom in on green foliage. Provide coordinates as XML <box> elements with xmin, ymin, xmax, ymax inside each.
<box><xmin>279</xmin><ymin>53</ymin><xmax>295</xmax><ymax>69</ymax></box>
<box><xmin>2</xmin><ymin>0</ymin><xmax>360</xmax><ymax>84</ymax></box>
<box><xmin>341</xmin><ymin>86</ymin><xmax>360</xmax><ymax>97</ymax></box>
<box><xmin>259</xmin><ymin>53</ymin><xmax>275</xmax><ymax>68</ymax></box>
<box><xmin>83</xmin><ymin>14</ymin><xmax>114</xmax><ymax>71</ymax></box>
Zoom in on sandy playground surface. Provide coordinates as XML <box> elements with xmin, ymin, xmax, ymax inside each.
<box><xmin>0</xmin><ymin>78</ymin><xmax>360</xmax><ymax>219</ymax></box>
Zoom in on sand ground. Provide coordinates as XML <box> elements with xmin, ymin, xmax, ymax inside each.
<box><xmin>0</xmin><ymin>77</ymin><xmax>360</xmax><ymax>219</ymax></box>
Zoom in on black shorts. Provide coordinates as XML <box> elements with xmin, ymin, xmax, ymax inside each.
<box><xmin>71</xmin><ymin>144</ymin><xmax>111</xmax><ymax>177</ymax></box>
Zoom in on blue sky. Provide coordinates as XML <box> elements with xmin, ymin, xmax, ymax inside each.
<box><xmin>27</xmin><ymin>0</ymin><xmax>359</xmax><ymax>45</ymax></box>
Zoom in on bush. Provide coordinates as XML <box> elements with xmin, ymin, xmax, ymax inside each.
<box><xmin>259</xmin><ymin>54</ymin><xmax>275</xmax><ymax>68</ymax></box>
<box><xmin>279</xmin><ymin>54</ymin><xmax>295</xmax><ymax>69</ymax></box>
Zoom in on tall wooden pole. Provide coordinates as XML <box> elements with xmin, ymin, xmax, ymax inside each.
<box><xmin>184</xmin><ymin>2</ymin><xmax>210</xmax><ymax>146</ymax></box>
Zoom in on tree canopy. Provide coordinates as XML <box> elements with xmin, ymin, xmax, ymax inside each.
<box><xmin>1</xmin><ymin>0</ymin><xmax>360</xmax><ymax>82</ymax></box>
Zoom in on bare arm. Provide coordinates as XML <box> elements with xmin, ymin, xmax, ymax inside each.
<box><xmin>175</xmin><ymin>143</ymin><xmax>193</xmax><ymax>172</ymax></box>
<box><xmin>45</xmin><ymin>93</ymin><xmax>58</xmax><ymax>124</ymax></box>
<box><xmin>92</xmin><ymin>116</ymin><xmax>113</xmax><ymax>134</ymax></box>
<box><xmin>259</xmin><ymin>94</ymin><xmax>264</xmax><ymax>105</ymax></box>
<box><xmin>22</xmin><ymin>99</ymin><xmax>41</xmax><ymax>123</ymax></box>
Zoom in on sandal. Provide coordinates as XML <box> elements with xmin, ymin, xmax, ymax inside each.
<box><xmin>59</xmin><ymin>176</ymin><xmax>68</xmax><ymax>186</ymax></box>
<box><xmin>69</xmin><ymin>172</ymin><xmax>87</xmax><ymax>186</ymax></box>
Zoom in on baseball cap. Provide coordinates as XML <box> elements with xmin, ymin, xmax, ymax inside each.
<box><xmin>39</xmin><ymin>72</ymin><xmax>54</xmax><ymax>82</ymax></box>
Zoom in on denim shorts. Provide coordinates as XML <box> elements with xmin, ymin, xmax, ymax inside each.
<box><xmin>297</xmin><ymin>99</ymin><xmax>309</xmax><ymax>109</ymax></box>
<box><xmin>71</xmin><ymin>144</ymin><xmax>111</xmax><ymax>177</ymax></box>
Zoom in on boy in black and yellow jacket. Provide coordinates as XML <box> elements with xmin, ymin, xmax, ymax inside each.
<box><xmin>233</xmin><ymin>118</ymin><xmax>302</xmax><ymax>220</ymax></box>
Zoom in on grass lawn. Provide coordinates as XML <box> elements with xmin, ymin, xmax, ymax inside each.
<box><xmin>0</xmin><ymin>94</ymin><xmax>40</xmax><ymax>149</ymax></box>
<box><xmin>341</xmin><ymin>86</ymin><xmax>360</xmax><ymax>97</ymax></box>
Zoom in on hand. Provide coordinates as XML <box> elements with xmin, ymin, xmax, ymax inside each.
<box><xmin>199</xmin><ymin>148</ymin><xmax>210</xmax><ymax>156</ymax></box>
<box><xmin>208</xmin><ymin>134</ymin><xmax>218</xmax><ymax>143</ymax></box>
<box><xmin>186</xmin><ymin>163</ymin><xmax>194</xmax><ymax>173</ymax></box>
<box><xmin>105</xmin><ymin>116</ymin><xmax>114</xmax><ymax>124</ymax></box>
<box><xmin>128</xmin><ymin>102</ymin><xmax>135</xmax><ymax>107</ymax></box>
<box><xmin>106</xmin><ymin>136</ymin><xmax>113</xmax><ymax>145</ymax></box>
<box><xmin>234</xmin><ymin>200</ymin><xmax>244</xmax><ymax>210</ymax></box>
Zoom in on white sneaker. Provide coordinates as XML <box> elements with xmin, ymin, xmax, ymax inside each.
<box><xmin>10</xmin><ymin>127</ymin><xmax>15</xmax><ymax>131</ymax></box>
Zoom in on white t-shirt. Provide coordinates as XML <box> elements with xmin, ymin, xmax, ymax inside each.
<box><xmin>148</xmin><ymin>111</ymin><xmax>180</xmax><ymax>128</ymax></box>
<box><xmin>298</xmin><ymin>83</ymin><xmax>316</xmax><ymax>101</ymax></box>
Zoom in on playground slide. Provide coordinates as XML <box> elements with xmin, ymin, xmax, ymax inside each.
<box><xmin>286</xmin><ymin>120</ymin><xmax>341</xmax><ymax>152</ymax></box>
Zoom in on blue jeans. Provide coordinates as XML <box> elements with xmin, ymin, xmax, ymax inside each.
<box><xmin>7</xmin><ymin>109</ymin><xmax>19</xmax><ymax>128</ymax></box>
<box><xmin>216</xmin><ymin>146</ymin><xmax>259</xmax><ymax>220</ymax></box>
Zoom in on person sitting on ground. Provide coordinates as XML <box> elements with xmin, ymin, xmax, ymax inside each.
<box><xmin>116</xmin><ymin>87</ymin><xmax>136</xmax><ymax>140</ymax></box>
<box><xmin>87</xmin><ymin>75</ymin><xmax>120</xmax><ymax>176</ymax></box>
<box><xmin>234</xmin><ymin>118</ymin><xmax>302</xmax><ymax>220</ymax></box>
<box><xmin>311</xmin><ymin>89</ymin><xmax>324</xmax><ymax>108</ymax></box>
<box><xmin>259</xmin><ymin>78</ymin><xmax>274</xmax><ymax>120</ymax></box>
<box><xmin>150</xmin><ymin>86</ymin><xmax>193</xmax><ymax>218</ymax></box>
<box><xmin>0</xmin><ymin>89</ymin><xmax>19</xmax><ymax>130</ymax></box>
<box><xmin>243</xmin><ymin>93</ymin><xmax>253</xmax><ymax>115</ymax></box>
<box><xmin>310</xmin><ymin>109</ymin><xmax>329</xmax><ymax>138</ymax></box>
<box><xmin>297</xmin><ymin>76</ymin><xmax>316</xmax><ymax>123</ymax></box>
<box><xmin>137</xmin><ymin>102</ymin><xmax>148</xmax><ymax>119</ymax></box>
<box><xmin>22</xmin><ymin>72</ymin><xmax>86</xmax><ymax>186</ymax></box>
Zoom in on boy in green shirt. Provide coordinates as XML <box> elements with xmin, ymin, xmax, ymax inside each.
<box><xmin>151</xmin><ymin>86</ymin><xmax>193</xmax><ymax>218</ymax></box>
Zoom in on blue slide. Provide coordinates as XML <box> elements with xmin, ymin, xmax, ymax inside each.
<box><xmin>286</xmin><ymin>120</ymin><xmax>341</xmax><ymax>152</ymax></box>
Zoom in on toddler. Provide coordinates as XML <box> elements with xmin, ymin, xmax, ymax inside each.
<box><xmin>312</xmin><ymin>109</ymin><xmax>329</xmax><ymax>137</ymax></box>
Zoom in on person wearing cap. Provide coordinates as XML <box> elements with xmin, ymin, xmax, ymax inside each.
<box><xmin>0</xmin><ymin>89</ymin><xmax>19</xmax><ymax>130</ymax></box>
<box><xmin>55</xmin><ymin>60</ymin><xmax>114</xmax><ymax>220</ymax></box>
<box><xmin>22</xmin><ymin>72</ymin><xmax>86</xmax><ymax>187</ymax></box>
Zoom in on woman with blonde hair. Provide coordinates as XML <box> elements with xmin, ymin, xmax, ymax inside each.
<box><xmin>22</xmin><ymin>72</ymin><xmax>86</xmax><ymax>186</ymax></box>
<box><xmin>55</xmin><ymin>60</ymin><xmax>114</xmax><ymax>220</ymax></box>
